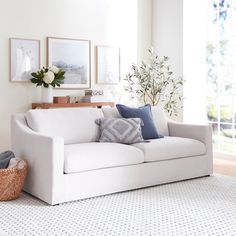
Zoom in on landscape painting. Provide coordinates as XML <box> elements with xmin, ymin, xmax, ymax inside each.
<box><xmin>47</xmin><ymin>37</ymin><xmax>90</xmax><ymax>88</ymax></box>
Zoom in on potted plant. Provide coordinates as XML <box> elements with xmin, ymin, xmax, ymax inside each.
<box><xmin>30</xmin><ymin>66</ymin><xmax>65</xmax><ymax>103</ymax></box>
<box><xmin>124</xmin><ymin>48</ymin><xmax>184</xmax><ymax>116</ymax></box>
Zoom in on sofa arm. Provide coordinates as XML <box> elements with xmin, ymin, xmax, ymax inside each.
<box><xmin>11</xmin><ymin>114</ymin><xmax>64</xmax><ymax>205</ymax></box>
<box><xmin>168</xmin><ymin>121</ymin><xmax>212</xmax><ymax>144</ymax></box>
<box><xmin>168</xmin><ymin>121</ymin><xmax>213</xmax><ymax>174</ymax></box>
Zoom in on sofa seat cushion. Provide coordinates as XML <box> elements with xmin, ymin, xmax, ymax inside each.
<box><xmin>132</xmin><ymin>136</ymin><xmax>206</xmax><ymax>162</ymax></box>
<box><xmin>64</xmin><ymin>142</ymin><xmax>144</xmax><ymax>173</ymax></box>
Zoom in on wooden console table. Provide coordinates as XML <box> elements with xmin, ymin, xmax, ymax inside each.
<box><xmin>32</xmin><ymin>102</ymin><xmax>115</xmax><ymax>109</ymax></box>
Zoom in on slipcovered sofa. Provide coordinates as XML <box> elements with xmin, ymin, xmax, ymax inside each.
<box><xmin>11</xmin><ymin>107</ymin><xmax>213</xmax><ymax>205</ymax></box>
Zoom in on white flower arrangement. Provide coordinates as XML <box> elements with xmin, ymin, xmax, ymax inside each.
<box><xmin>30</xmin><ymin>66</ymin><xmax>65</xmax><ymax>88</ymax></box>
<box><xmin>43</xmin><ymin>71</ymin><xmax>55</xmax><ymax>84</ymax></box>
<box><xmin>49</xmin><ymin>65</ymin><xmax>60</xmax><ymax>74</ymax></box>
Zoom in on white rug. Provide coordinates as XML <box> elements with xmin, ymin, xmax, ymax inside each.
<box><xmin>0</xmin><ymin>174</ymin><xmax>236</xmax><ymax>236</ymax></box>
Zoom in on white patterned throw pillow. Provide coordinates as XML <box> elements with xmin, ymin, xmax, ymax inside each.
<box><xmin>95</xmin><ymin>118</ymin><xmax>144</xmax><ymax>144</ymax></box>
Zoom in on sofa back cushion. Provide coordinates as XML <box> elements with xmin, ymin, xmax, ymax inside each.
<box><xmin>102</xmin><ymin>106</ymin><xmax>169</xmax><ymax>136</ymax></box>
<box><xmin>26</xmin><ymin>108</ymin><xmax>104</xmax><ymax>144</ymax></box>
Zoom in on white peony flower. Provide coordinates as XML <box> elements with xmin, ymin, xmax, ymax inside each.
<box><xmin>49</xmin><ymin>65</ymin><xmax>60</xmax><ymax>74</ymax></box>
<box><xmin>43</xmin><ymin>71</ymin><xmax>55</xmax><ymax>84</ymax></box>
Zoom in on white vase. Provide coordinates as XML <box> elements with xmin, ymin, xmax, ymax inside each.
<box><xmin>41</xmin><ymin>87</ymin><xmax>53</xmax><ymax>103</ymax></box>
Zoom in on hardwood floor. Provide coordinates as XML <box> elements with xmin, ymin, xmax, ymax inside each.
<box><xmin>213</xmin><ymin>158</ymin><xmax>236</xmax><ymax>177</ymax></box>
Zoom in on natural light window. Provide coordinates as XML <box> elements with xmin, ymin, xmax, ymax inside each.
<box><xmin>207</xmin><ymin>0</ymin><xmax>236</xmax><ymax>153</ymax></box>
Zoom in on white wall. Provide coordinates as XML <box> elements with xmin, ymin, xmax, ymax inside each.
<box><xmin>183</xmin><ymin>0</ymin><xmax>207</xmax><ymax>123</ymax></box>
<box><xmin>138</xmin><ymin>0</ymin><xmax>153</xmax><ymax>63</ymax></box>
<box><xmin>0</xmin><ymin>0</ymin><xmax>152</xmax><ymax>150</ymax></box>
<box><xmin>152</xmin><ymin>0</ymin><xmax>183</xmax><ymax>120</ymax></box>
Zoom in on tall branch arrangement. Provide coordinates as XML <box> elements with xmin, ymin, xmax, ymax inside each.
<box><xmin>124</xmin><ymin>48</ymin><xmax>184</xmax><ymax>116</ymax></box>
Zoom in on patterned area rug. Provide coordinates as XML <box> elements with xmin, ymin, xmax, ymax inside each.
<box><xmin>0</xmin><ymin>174</ymin><xmax>236</xmax><ymax>236</ymax></box>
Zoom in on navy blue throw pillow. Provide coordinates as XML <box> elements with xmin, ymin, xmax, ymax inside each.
<box><xmin>116</xmin><ymin>104</ymin><xmax>162</xmax><ymax>140</ymax></box>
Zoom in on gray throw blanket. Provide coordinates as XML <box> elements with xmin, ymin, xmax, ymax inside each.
<box><xmin>0</xmin><ymin>151</ymin><xmax>15</xmax><ymax>169</ymax></box>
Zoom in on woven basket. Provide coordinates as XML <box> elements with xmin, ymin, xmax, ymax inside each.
<box><xmin>0</xmin><ymin>159</ymin><xmax>28</xmax><ymax>201</ymax></box>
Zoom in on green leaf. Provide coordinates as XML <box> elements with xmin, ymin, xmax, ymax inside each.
<box><xmin>30</xmin><ymin>78</ymin><xmax>38</xmax><ymax>83</ymax></box>
<box><xmin>123</xmin><ymin>47</ymin><xmax>183</xmax><ymax>115</ymax></box>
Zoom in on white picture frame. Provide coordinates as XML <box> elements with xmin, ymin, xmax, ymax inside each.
<box><xmin>10</xmin><ymin>38</ymin><xmax>40</xmax><ymax>82</ymax></box>
<box><xmin>96</xmin><ymin>46</ymin><xmax>120</xmax><ymax>85</ymax></box>
<box><xmin>47</xmin><ymin>37</ymin><xmax>91</xmax><ymax>89</ymax></box>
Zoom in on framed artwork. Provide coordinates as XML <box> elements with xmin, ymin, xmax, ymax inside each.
<box><xmin>10</xmin><ymin>38</ymin><xmax>40</xmax><ymax>82</ymax></box>
<box><xmin>96</xmin><ymin>46</ymin><xmax>120</xmax><ymax>84</ymax></box>
<box><xmin>47</xmin><ymin>37</ymin><xmax>91</xmax><ymax>89</ymax></box>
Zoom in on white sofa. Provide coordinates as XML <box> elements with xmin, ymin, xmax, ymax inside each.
<box><xmin>11</xmin><ymin>107</ymin><xmax>213</xmax><ymax>205</ymax></box>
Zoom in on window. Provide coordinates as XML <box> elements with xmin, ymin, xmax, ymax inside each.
<box><xmin>207</xmin><ymin>0</ymin><xmax>236</xmax><ymax>153</ymax></box>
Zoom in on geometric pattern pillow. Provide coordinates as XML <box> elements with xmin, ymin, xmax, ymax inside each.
<box><xmin>95</xmin><ymin>118</ymin><xmax>144</xmax><ymax>144</ymax></box>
